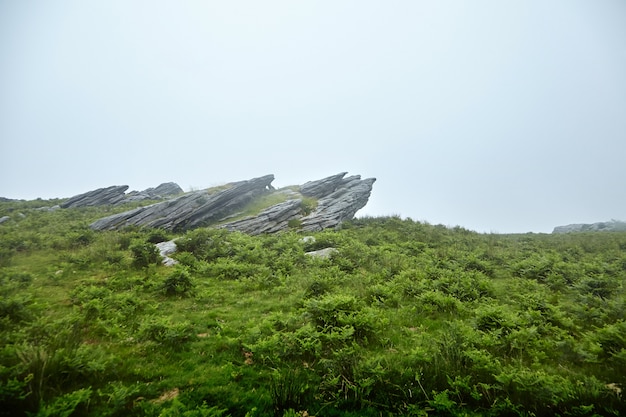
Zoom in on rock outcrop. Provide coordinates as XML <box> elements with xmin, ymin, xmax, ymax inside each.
<box><xmin>60</xmin><ymin>185</ymin><xmax>129</xmax><ymax>208</ymax></box>
<box><xmin>552</xmin><ymin>220</ymin><xmax>626</xmax><ymax>234</ymax></box>
<box><xmin>156</xmin><ymin>240</ymin><xmax>179</xmax><ymax>266</ymax></box>
<box><xmin>61</xmin><ymin>183</ymin><xmax>183</xmax><ymax>208</ymax></box>
<box><xmin>35</xmin><ymin>205</ymin><xmax>61</xmax><ymax>212</ymax></box>
<box><xmin>219</xmin><ymin>173</ymin><xmax>375</xmax><ymax>235</ymax></box>
<box><xmin>90</xmin><ymin>175</ymin><xmax>275</xmax><ymax>231</ymax></box>
<box><xmin>220</xmin><ymin>199</ymin><xmax>303</xmax><ymax>234</ymax></box>
<box><xmin>125</xmin><ymin>182</ymin><xmax>183</xmax><ymax>204</ymax></box>
<box><xmin>299</xmin><ymin>172</ymin><xmax>349</xmax><ymax>198</ymax></box>
<box><xmin>89</xmin><ymin>173</ymin><xmax>375</xmax><ymax>234</ymax></box>
<box><xmin>305</xmin><ymin>247</ymin><xmax>338</xmax><ymax>259</ymax></box>
<box><xmin>300</xmin><ymin>174</ymin><xmax>376</xmax><ymax>232</ymax></box>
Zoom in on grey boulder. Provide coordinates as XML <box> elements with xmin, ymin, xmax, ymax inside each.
<box><xmin>156</xmin><ymin>240</ymin><xmax>179</xmax><ymax>266</ymax></box>
<box><xmin>305</xmin><ymin>247</ymin><xmax>338</xmax><ymax>259</ymax></box>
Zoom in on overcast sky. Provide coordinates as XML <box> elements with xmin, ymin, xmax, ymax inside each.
<box><xmin>1</xmin><ymin>1</ymin><xmax>625</xmax><ymax>233</ymax></box>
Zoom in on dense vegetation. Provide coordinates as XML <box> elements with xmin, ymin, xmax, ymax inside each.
<box><xmin>0</xmin><ymin>199</ymin><xmax>625</xmax><ymax>416</ymax></box>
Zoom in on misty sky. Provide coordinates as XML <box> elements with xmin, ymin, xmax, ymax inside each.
<box><xmin>1</xmin><ymin>1</ymin><xmax>625</xmax><ymax>233</ymax></box>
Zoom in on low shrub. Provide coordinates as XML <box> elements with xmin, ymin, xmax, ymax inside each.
<box><xmin>139</xmin><ymin>317</ymin><xmax>195</xmax><ymax>347</ymax></box>
<box><xmin>162</xmin><ymin>267</ymin><xmax>194</xmax><ymax>296</ymax></box>
<box><xmin>130</xmin><ymin>240</ymin><xmax>160</xmax><ymax>269</ymax></box>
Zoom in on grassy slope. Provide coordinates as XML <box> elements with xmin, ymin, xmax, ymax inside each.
<box><xmin>0</xmin><ymin>200</ymin><xmax>625</xmax><ymax>416</ymax></box>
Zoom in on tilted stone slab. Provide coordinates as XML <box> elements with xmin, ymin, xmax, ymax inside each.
<box><xmin>90</xmin><ymin>175</ymin><xmax>274</xmax><ymax>231</ymax></box>
<box><xmin>220</xmin><ymin>199</ymin><xmax>303</xmax><ymax>235</ymax></box>
<box><xmin>88</xmin><ymin>172</ymin><xmax>375</xmax><ymax>235</ymax></box>
<box><xmin>61</xmin><ymin>185</ymin><xmax>129</xmax><ymax>208</ymax></box>
<box><xmin>300</xmin><ymin>175</ymin><xmax>376</xmax><ymax>232</ymax></box>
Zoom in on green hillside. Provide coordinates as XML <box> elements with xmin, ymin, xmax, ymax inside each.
<box><xmin>1</xmin><ymin>200</ymin><xmax>625</xmax><ymax>416</ymax></box>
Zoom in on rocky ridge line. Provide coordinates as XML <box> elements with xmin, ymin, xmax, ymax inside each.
<box><xmin>87</xmin><ymin>173</ymin><xmax>375</xmax><ymax>234</ymax></box>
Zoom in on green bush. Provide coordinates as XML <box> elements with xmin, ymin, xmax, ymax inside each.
<box><xmin>34</xmin><ymin>387</ymin><xmax>92</xmax><ymax>417</ymax></box>
<box><xmin>305</xmin><ymin>294</ymin><xmax>379</xmax><ymax>344</ymax></box>
<box><xmin>129</xmin><ymin>240</ymin><xmax>160</xmax><ymax>269</ymax></box>
<box><xmin>0</xmin><ymin>247</ymin><xmax>14</xmax><ymax>267</ymax></box>
<box><xmin>146</xmin><ymin>228</ymin><xmax>172</xmax><ymax>244</ymax></box>
<box><xmin>0</xmin><ymin>294</ymin><xmax>34</xmax><ymax>324</ymax></box>
<box><xmin>175</xmin><ymin>229</ymin><xmax>233</xmax><ymax>261</ymax></box>
<box><xmin>163</xmin><ymin>267</ymin><xmax>194</xmax><ymax>296</ymax></box>
<box><xmin>139</xmin><ymin>317</ymin><xmax>195</xmax><ymax>347</ymax></box>
<box><xmin>270</xmin><ymin>368</ymin><xmax>315</xmax><ymax>414</ymax></box>
<box><xmin>202</xmin><ymin>258</ymin><xmax>270</xmax><ymax>281</ymax></box>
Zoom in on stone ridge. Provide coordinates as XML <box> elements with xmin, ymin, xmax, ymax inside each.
<box><xmin>87</xmin><ymin>173</ymin><xmax>374</xmax><ymax>234</ymax></box>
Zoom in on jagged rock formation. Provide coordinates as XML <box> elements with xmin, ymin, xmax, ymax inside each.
<box><xmin>125</xmin><ymin>182</ymin><xmax>183</xmax><ymax>204</ymax></box>
<box><xmin>61</xmin><ymin>183</ymin><xmax>183</xmax><ymax>208</ymax></box>
<box><xmin>90</xmin><ymin>175</ymin><xmax>275</xmax><ymax>231</ymax></box>
<box><xmin>220</xmin><ymin>172</ymin><xmax>375</xmax><ymax>234</ymax></box>
<box><xmin>89</xmin><ymin>173</ymin><xmax>375</xmax><ymax>234</ymax></box>
<box><xmin>299</xmin><ymin>172</ymin><xmax>349</xmax><ymax>198</ymax></box>
<box><xmin>220</xmin><ymin>199</ymin><xmax>303</xmax><ymax>234</ymax></box>
<box><xmin>300</xmin><ymin>174</ymin><xmax>376</xmax><ymax>232</ymax></box>
<box><xmin>61</xmin><ymin>185</ymin><xmax>129</xmax><ymax>208</ymax></box>
<box><xmin>552</xmin><ymin>220</ymin><xmax>626</xmax><ymax>234</ymax></box>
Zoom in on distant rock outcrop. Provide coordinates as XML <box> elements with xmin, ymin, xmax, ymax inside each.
<box><xmin>552</xmin><ymin>220</ymin><xmax>626</xmax><ymax>234</ymax></box>
<box><xmin>89</xmin><ymin>173</ymin><xmax>375</xmax><ymax>234</ymax></box>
